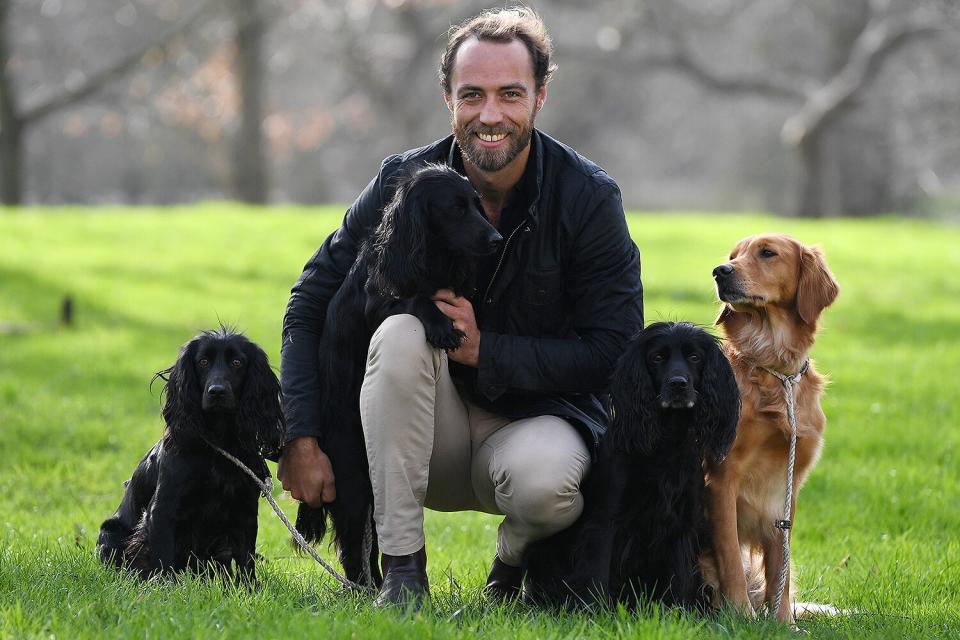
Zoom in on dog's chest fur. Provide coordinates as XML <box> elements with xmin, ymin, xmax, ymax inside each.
<box><xmin>723</xmin><ymin>365</ymin><xmax>826</xmax><ymax>543</ymax></box>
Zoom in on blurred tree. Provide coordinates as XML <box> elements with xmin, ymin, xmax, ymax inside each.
<box><xmin>6</xmin><ymin>0</ymin><xmax>958</xmax><ymax>212</ymax></box>
<box><xmin>229</xmin><ymin>0</ymin><xmax>268</xmax><ymax>203</ymax></box>
<box><xmin>0</xmin><ymin>1</ymin><xmax>18</xmax><ymax>204</ymax></box>
<box><xmin>568</xmin><ymin>0</ymin><xmax>955</xmax><ymax>217</ymax></box>
<box><xmin>671</xmin><ymin>0</ymin><xmax>951</xmax><ymax>217</ymax></box>
<box><xmin>0</xmin><ymin>0</ymin><xmax>215</xmax><ymax>205</ymax></box>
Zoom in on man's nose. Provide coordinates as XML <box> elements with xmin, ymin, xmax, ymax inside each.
<box><xmin>478</xmin><ymin>97</ymin><xmax>503</xmax><ymax>126</ymax></box>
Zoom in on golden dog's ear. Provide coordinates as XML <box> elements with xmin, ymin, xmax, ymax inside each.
<box><xmin>715</xmin><ymin>305</ymin><xmax>736</xmax><ymax>325</ymax></box>
<box><xmin>797</xmin><ymin>245</ymin><xmax>840</xmax><ymax>325</ymax></box>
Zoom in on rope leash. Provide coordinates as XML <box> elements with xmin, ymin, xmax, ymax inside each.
<box><xmin>202</xmin><ymin>438</ymin><xmax>372</xmax><ymax>593</ymax></box>
<box><xmin>761</xmin><ymin>359</ymin><xmax>808</xmax><ymax>619</ymax></box>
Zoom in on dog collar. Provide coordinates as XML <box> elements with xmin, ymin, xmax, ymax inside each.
<box><xmin>761</xmin><ymin>359</ymin><xmax>809</xmax><ymax>384</ymax></box>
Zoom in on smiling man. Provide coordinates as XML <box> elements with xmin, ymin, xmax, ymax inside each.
<box><xmin>278</xmin><ymin>8</ymin><xmax>643</xmax><ymax>606</ymax></box>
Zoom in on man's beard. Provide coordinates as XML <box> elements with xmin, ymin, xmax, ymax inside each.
<box><xmin>453</xmin><ymin>110</ymin><xmax>535</xmax><ymax>173</ymax></box>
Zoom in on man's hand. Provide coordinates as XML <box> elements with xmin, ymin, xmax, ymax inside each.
<box><xmin>432</xmin><ymin>288</ymin><xmax>480</xmax><ymax>367</ymax></box>
<box><xmin>277</xmin><ymin>436</ymin><xmax>336</xmax><ymax>507</ymax></box>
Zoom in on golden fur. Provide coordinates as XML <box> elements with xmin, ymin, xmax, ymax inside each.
<box><xmin>703</xmin><ymin>233</ymin><xmax>840</xmax><ymax>622</ymax></box>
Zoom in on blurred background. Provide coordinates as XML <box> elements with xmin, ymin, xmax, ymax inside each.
<box><xmin>2</xmin><ymin>0</ymin><xmax>959</xmax><ymax>217</ymax></box>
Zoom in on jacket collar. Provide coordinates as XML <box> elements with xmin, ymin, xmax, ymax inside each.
<box><xmin>445</xmin><ymin>130</ymin><xmax>544</xmax><ymax>230</ymax></box>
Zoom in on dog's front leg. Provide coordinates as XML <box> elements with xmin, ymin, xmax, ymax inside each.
<box><xmin>762</xmin><ymin>496</ymin><xmax>796</xmax><ymax>623</ymax></box>
<box><xmin>707</xmin><ymin>470</ymin><xmax>753</xmax><ymax>615</ymax></box>
<box><xmin>145</xmin><ymin>457</ymin><xmax>188</xmax><ymax>576</ymax></box>
<box><xmin>233</xmin><ymin>511</ymin><xmax>259</xmax><ymax>588</ymax></box>
<box><xmin>406</xmin><ymin>296</ymin><xmax>464</xmax><ymax>351</ymax></box>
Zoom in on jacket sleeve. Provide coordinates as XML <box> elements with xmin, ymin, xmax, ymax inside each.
<box><xmin>280</xmin><ymin>156</ymin><xmax>402</xmax><ymax>442</ymax></box>
<box><xmin>475</xmin><ymin>185</ymin><xmax>643</xmax><ymax>399</ymax></box>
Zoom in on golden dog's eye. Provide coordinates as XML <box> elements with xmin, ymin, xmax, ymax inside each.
<box><xmin>231</xmin><ymin>359</ymin><xmax>242</xmax><ymax>368</ymax></box>
<box><xmin>760</xmin><ymin>248</ymin><xmax>777</xmax><ymax>258</ymax></box>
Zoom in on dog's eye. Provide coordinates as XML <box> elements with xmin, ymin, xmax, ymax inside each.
<box><xmin>687</xmin><ymin>354</ymin><xmax>701</xmax><ymax>363</ymax></box>
<box><xmin>651</xmin><ymin>353</ymin><xmax>665</xmax><ymax>364</ymax></box>
<box><xmin>198</xmin><ymin>358</ymin><xmax>209</xmax><ymax>368</ymax></box>
<box><xmin>760</xmin><ymin>248</ymin><xmax>778</xmax><ymax>258</ymax></box>
<box><xmin>231</xmin><ymin>359</ymin><xmax>243</xmax><ymax>368</ymax></box>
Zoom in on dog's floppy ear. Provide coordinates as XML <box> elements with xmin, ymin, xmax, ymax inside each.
<box><xmin>159</xmin><ymin>336</ymin><xmax>203</xmax><ymax>439</ymax></box>
<box><xmin>369</xmin><ymin>171</ymin><xmax>428</xmax><ymax>298</ymax></box>
<box><xmin>237</xmin><ymin>339</ymin><xmax>285</xmax><ymax>461</ymax></box>
<box><xmin>797</xmin><ymin>244</ymin><xmax>839</xmax><ymax>326</ymax></box>
<box><xmin>715</xmin><ymin>305</ymin><xmax>735</xmax><ymax>326</ymax></box>
<box><xmin>695</xmin><ymin>338</ymin><xmax>740</xmax><ymax>468</ymax></box>
<box><xmin>607</xmin><ymin>335</ymin><xmax>661</xmax><ymax>456</ymax></box>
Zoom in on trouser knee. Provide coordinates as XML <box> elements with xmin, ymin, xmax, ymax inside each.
<box><xmin>365</xmin><ymin>314</ymin><xmax>436</xmax><ymax>392</ymax></box>
<box><xmin>504</xmin><ymin>470</ymin><xmax>584</xmax><ymax>531</ymax></box>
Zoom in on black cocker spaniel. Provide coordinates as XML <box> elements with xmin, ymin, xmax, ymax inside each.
<box><xmin>523</xmin><ymin>321</ymin><xmax>740</xmax><ymax>611</ymax></box>
<box><xmin>96</xmin><ymin>329</ymin><xmax>284</xmax><ymax>582</ymax></box>
<box><xmin>293</xmin><ymin>163</ymin><xmax>502</xmax><ymax>586</ymax></box>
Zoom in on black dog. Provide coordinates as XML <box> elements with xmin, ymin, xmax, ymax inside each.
<box><xmin>294</xmin><ymin>163</ymin><xmax>502</xmax><ymax>586</ymax></box>
<box><xmin>523</xmin><ymin>322</ymin><xmax>740</xmax><ymax>610</ymax></box>
<box><xmin>96</xmin><ymin>329</ymin><xmax>284</xmax><ymax>581</ymax></box>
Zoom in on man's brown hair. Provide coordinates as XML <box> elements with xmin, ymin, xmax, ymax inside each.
<box><xmin>439</xmin><ymin>6</ymin><xmax>557</xmax><ymax>93</ymax></box>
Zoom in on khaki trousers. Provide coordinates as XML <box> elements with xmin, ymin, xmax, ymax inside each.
<box><xmin>359</xmin><ymin>314</ymin><xmax>590</xmax><ymax>565</ymax></box>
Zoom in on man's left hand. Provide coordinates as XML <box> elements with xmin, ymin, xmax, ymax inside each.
<box><xmin>432</xmin><ymin>289</ymin><xmax>480</xmax><ymax>367</ymax></box>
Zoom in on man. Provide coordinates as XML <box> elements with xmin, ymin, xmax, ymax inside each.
<box><xmin>278</xmin><ymin>7</ymin><xmax>643</xmax><ymax>606</ymax></box>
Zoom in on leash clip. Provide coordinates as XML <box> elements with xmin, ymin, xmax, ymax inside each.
<box><xmin>775</xmin><ymin>519</ymin><xmax>792</xmax><ymax>530</ymax></box>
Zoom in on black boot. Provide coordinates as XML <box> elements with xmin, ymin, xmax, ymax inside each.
<box><xmin>373</xmin><ymin>547</ymin><xmax>429</xmax><ymax>608</ymax></box>
<box><xmin>483</xmin><ymin>554</ymin><xmax>523</xmax><ymax>603</ymax></box>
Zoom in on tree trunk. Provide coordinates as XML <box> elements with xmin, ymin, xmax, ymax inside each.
<box><xmin>232</xmin><ymin>0</ymin><xmax>268</xmax><ymax>204</ymax></box>
<box><xmin>795</xmin><ymin>131</ymin><xmax>825</xmax><ymax>218</ymax></box>
<box><xmin>0</xmin><ymin>2</ymin><xmax>23</xmax><ymax>205</ymax></box>
<box><xmin>0</xmin><ymin>118</ymin><xmax>21</xmax><ymax>205</ymax></box>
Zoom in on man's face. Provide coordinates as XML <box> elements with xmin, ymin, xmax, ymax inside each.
<box><xmin>444</xmin><ymin>37</ymin><xmax>546</xmax><ymax>174</ymax></box>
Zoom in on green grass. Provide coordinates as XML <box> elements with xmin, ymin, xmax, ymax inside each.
<box><xmin>1</xmin><ymin>205</ymin><xmax>958</xmax><ymax>638</ymax></box>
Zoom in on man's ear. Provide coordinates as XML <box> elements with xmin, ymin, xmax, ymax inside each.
<box><xmin>535</xmin><ymin>85</ymin><xmax>547</xmax><ymax>112</ymax></box>
<box><xmin>444</xmin><ymin>92</ymin><xmax>454</xmax><ymax>113</ymax></box>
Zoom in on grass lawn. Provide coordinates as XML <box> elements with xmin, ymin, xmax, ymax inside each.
<box><xmin>0</xmin><ymin>205</ymin><xmax>958</xmax><ymax>639</ymax></box>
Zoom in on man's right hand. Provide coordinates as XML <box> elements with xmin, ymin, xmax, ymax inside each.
<box><xmin>277</xmin><ymin>436</ymin><xmax>337</xmax><ymax>507</ymax></box>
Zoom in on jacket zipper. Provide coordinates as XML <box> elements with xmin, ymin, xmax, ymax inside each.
<box><xmin>482</xmin><ymin>218</ymin><xmax>530</xmax><ymax>304</ymax></box>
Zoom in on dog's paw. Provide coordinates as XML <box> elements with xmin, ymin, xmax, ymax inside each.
<box><xmin>425</xmin><ymin>324</ymin><xmax>465</xmax><ymax>351</ymax></box>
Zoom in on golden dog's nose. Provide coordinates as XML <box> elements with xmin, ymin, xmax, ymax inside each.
<box><xmin>713</xmin><ymin>264</ymin><xmax>734</xmax><ymax>279</ymax></box>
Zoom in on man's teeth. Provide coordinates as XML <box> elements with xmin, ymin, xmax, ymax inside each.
<box><xmin>478</xmin><ymin>133</ymin><xmax>506</xmax><ymax>142</ymax></box>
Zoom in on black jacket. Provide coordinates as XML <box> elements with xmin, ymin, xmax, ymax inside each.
<box><xmin>281</xmin><ymin>130</ymin><xmax>643</xmax><ymax>456</ymax></box>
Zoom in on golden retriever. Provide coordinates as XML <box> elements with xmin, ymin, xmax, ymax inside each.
<box><xmin>704</xmin><ymin>233</ymin><xmax>840</xmax><ymax>622</ymax></box>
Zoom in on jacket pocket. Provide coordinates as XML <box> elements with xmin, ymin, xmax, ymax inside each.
<box><xmin>521</xmin><ymin>269</ymin><xmax>564</xmax><ymax>306</ymax></box>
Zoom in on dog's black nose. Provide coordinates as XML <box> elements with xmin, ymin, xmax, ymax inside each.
<box><xmin>207</xmin><ymin>383</ymin><xmax>227</xmax><ymax>397</ymax></box>
<box><xmin>713</xmin><ymin>264</ymin><xmax>734</xmax><ymax>279</ymax></box>
<box><xmin>667</xmin><ymin>376</ymin><xmax>689</xmax><ymax>391</ymax></box>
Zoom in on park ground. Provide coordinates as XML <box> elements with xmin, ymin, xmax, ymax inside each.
<box><xmin>0</xmin><ymin>207</ymin><xmax>958</xmax><ymax>638</ymax></box>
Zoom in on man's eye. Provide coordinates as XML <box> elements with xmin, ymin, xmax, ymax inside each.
<box><xmin>503</xmin><ymin>91</ymin><xmax>521</xmax><ymax>99</ymax></box>
<box><xmin>760</xmin><ymin>248</ymin><xmax>777</xmax><ymax>258</ymax></box>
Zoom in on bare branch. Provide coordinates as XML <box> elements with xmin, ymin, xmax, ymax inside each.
<box><xmin>781</xmin><ymin>8</ymin><xmax>947</xmax><ymax>146</ymax></box>
<box><xmin>20</xmin><ymin>0</ymin><xmax>221</xmax><ymax>124</ymax></box>
<box><xmin>642</xmin><ymin>0</ymin><xmax>807</xmax><ymax>100</ymax></box>
<box><xmin>659</xmin><ymin>46</ymin><xmax>805</xmax><ymax>101</ymax></box>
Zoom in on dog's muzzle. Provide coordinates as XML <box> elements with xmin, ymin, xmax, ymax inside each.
<box><xmin>202</xmin><ymin>382</ymin><xmax>237</xmax><ymax>411</ymax></box>
<box><xmin>476</xmin><ymin>232</ymin><xmax>503</xmax><ymax>256</ymax></box>
<box><xmin>713</xmin><ymin>263</ymin><xmax>743</xmax><ymax>302</ymax></box>
<box><xmin>660</xmin><ymin>376</ymin><xmax>697</xmax><ymax>409</ymax></box>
